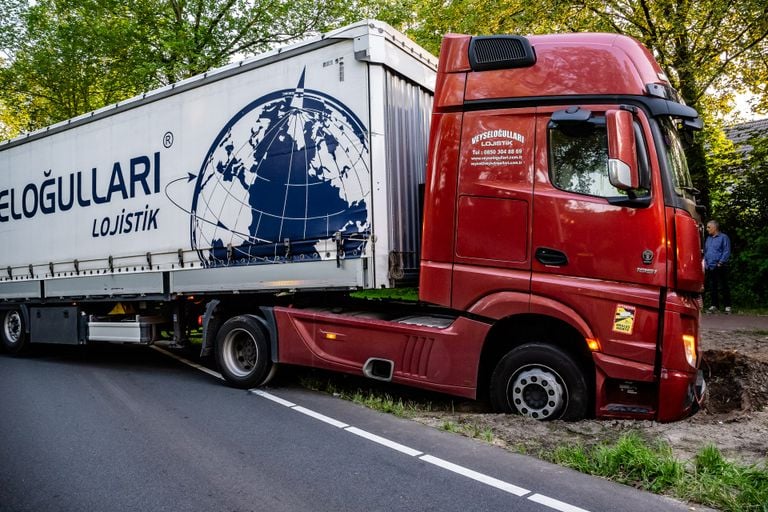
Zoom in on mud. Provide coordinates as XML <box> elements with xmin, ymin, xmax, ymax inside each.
<box><xmin>702</xmin><ymin>349</ymin><xmax>768</xmax><ymax>414</ymax></box>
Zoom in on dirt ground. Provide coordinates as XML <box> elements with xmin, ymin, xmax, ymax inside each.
<box><xmin>410</xmin><ymin>314</ymin><xmax>768</xmax><ymax>466</ymax></box>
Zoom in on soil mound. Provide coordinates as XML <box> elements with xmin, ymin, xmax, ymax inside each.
<box><xmin>702</xmin><ymin>349</ymin><xmax>768</xmax><ymax>414</ymax></box>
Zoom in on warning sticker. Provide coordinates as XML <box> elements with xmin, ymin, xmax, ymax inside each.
<box><xmin>613</xmin><ymin>304</ymin><xmax>636</xmax><ymax>335</ymax></box>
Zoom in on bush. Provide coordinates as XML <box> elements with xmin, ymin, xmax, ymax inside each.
<box><xmin>709</xmin><ymin>133</ymin><xmax>768</xmax><ymax>307</ymax></box>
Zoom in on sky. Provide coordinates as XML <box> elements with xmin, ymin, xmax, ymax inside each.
<box><xmin>733</xmin><ymin>93</ymin><xmax>767</xmax><ymax>122</ymax></box>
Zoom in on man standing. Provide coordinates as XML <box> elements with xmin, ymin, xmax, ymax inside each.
<box><xmin>704</xmin><ymin>220</ymin><xmax>732</xmax><ymax>313</ymax></box>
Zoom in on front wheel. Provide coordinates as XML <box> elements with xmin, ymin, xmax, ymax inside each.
<box><xmin>1</xmin><ymin>309</ymin><xmax>28</xmax><ymax>355</ymax></box>
<box><xmin>215</xmin><ymin>315</ymin><xmax>275</xmax><ymax>388</ymax></box>
<box><xmin>489</xmin><ymin>343</ymin><xmax>589</xmax><ymax>421</ymax></box>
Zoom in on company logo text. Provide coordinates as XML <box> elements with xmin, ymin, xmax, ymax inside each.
<box><xmin>471</xmin><ymin>130</ymin><xmax>526</xmax><ymax>145</ymax></box>
<box><xmin>0</xmin><ymin>152</ymin><xmax>162</xmax><ymax>237</ymax></box>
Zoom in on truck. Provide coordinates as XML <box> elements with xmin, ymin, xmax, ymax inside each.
<box><xmin>0</xmin><ymin>20</ymin><xmax>705</xmax><ymax>422</ymax></box>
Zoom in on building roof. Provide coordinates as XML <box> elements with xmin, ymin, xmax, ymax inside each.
<box><xmin>725</xmin><ymin>118</ymin><xmax>768</xmax><ymax>153</ymax></box>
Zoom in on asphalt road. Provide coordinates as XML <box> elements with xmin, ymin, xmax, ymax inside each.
<box><xmin>0</xmin><ymin>345</ymin><xmax>700</xmax><ymax>512</ymax></box>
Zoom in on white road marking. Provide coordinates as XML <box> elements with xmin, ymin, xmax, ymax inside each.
<box><xmin>249</xmin><ymin>389</ymin><xmax>297</xmax><ymax>407</ymax></box>
<box><xmin>150</xmin><ymin>346</ymin><xmax>224</xmax><ymax>380</ymax></box>
<box><xmin>419</xmin><ymin>455</ymin><xmax>530</xmax><ymax>497</ymax></box>
<box><xmin>155</xmin><ymin>350</ymin><xmax>593</xmax><ymax>512</ymax></box>
<box><xmin>292</xmin><ymin>406</ymin><xmax>349</xmax><ymax>428</ymax></box>
<box><xmin>345</xmin><ymin>426</ymin><xmax>423</xmax><ymax>457</ymax></box>
<box><xmin>528</xmin><ymin>493</ymin><xmax>591</xmax><ymax>512</ymax></box>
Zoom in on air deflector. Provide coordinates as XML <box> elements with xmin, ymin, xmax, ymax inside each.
<box><xmin>468</xmin><ymin>36</ymin><xmax>536</xmax><ymax>71</ymax></box>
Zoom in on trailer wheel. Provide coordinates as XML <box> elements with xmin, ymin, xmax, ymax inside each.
<box><xmin>215</xmin><ymin>315</ymin><xmax>273</xmax><ymax>388</ymax></box>
<box><xmin>489</xmin><ymin>343</ymin><xmax>588</xmax><ymax>421</ymax></box>
<box><xmin>1</xmin><ymin>309</ymin><xmax>28</xmax><ymax>355</ymax></box>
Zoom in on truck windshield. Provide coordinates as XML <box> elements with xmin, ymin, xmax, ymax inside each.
<box><xmin>659</xmin><ymin>118</ymin><xmax>694</xmax><ymax>197</ymax></box>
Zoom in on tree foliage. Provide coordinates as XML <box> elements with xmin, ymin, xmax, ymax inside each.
<box><xmin>141</xmin><ymin>0</ymin><xmax>355</xmax><ymax>83</ymax></box>
<box><xmin>708</xmin><ymin>132</ymin><xmax>768</xmax><ymax>304</ymax></box>
<box><xmin>0</xmin><ymin>0</ymin><xmax>159</xmax><ymax>131</ymax></box>
<box><xmin>0</xmin><ymin>0</ymin><xmax>362</xmax><ymax>136</ymax></box>
<box><xmin>402</xmin><ymin>0</ymin><xmax>768</xmax><ymax>114</ymax></box>
<box><xmin>0</xmin><ymin>0</ymin><xmax>27</xmax><ymax>61</ymax></box>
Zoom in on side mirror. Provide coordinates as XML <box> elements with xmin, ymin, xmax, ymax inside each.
<box><xmin>606</xmin><ymin>109</ymin><xmax>639</xmax><ymax>190</ymax></box>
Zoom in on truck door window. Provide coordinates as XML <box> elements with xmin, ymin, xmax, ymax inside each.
<box><xmin>549</xmin><ymin>122</ymin><xmax>614</xmax><ymax>197</ymax></box>
<box><xmin>549</xmin><ymin>120</ymin><xmax>649</xmax><ymax>199</ymax></box>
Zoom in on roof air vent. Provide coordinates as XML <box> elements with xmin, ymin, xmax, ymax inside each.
<box><xmin>468</xmin><ymin>36</ymin><xmax>536</xmax><ymax>71</ymax></box>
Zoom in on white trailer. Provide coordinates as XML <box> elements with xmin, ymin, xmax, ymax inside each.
<box><xmin>0</xmin><ymin>21</ymin><xmax>435</xmax><ymax>352</ymax></box>
<box><xmin>0</xmin><ymin>21</ymin><xmax>435</xmax><ymax>301</ymax></box>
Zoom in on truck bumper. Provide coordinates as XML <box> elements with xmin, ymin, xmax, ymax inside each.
<box><xmin>654</xmin><ymin>292</ymin><xmax>704</xmax><ymax>422</ymax></box>
<box><xmin>656</xmin><ymin>368</ymin><xmax>706</xmax><ymax>422</ymax></box>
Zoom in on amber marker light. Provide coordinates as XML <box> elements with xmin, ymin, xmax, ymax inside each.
<box><xmin>586</xmin><ymin>338</ymin><xmax>601</xmax><ymax>351</ymax></box>
<box><xmin>682</xmin><ymin>334</ymin><xmax>697</xmax><ymax>367</ymax></box>
<box><xmin>324</xmin><ymin>332</ymin><xmax>338</xmax><ymax>340</ymax></box>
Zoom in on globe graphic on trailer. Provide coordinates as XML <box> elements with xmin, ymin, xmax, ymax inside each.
<box><xmin>190</xmin><ymin>70</ymin><xmax>370</xmax><ymax>266</ymax></box>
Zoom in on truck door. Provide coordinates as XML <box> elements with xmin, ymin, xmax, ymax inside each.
<box><xmin>451</xmin><ymin>108</ymin><xmax>536</xmax><ymax>310</ymax></box>
<box><xmin>532</xmin><ymin>106</ymin><xmax>667</xmax><ymax>285</ymax></box>
<box><xmin>531</xmin><ymin>106</ymin><xmax>667</xmax><ymax>366</ymax></box>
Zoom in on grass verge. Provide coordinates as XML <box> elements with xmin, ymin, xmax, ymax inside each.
<box><xmin>552</xmin><ymin>433</ymin><xmax>768</xmax><ymax>512</ymax></box>
<box><xmin>441</xmin><ymin>420</ymin><xmax>496</xmax><ymax>443</ymax></box>
<box><xmin>298</xmin><ymin>374</ymin><xmax>436</xmax><ymax>418</ymax></box>
<box><xmin>295</xmin><ymin>372</ymin><xmax>767</xmax><ymax>511</ymax></box>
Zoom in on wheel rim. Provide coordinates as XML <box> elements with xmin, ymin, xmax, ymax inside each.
<box><xmin>507</xmin><ymin>365</ymin><xmax>567</xmax><ymax>420</ymax></box>
<box><xmin>3</xmin><ymin>311</ymin><xmax>22</xmax><ymax>345</ymax></box>
<box><xmin>221</xmin><ymin>328</ymin><xmax>259</xmax><ymax>378</ymax></box>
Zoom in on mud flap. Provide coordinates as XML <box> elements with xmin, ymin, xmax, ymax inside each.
<box><xmin>199</xmin><ymin>299</ymin><xmax>221</xmax><ymax>358</ymax></box>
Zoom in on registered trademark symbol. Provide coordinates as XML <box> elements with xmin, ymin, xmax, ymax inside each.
<box><xmin>163</xmin><ymin>131</ymin><xmax>174</xmax><ymax>148</ymax></box>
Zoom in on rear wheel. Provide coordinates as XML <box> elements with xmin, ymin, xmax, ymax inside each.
<box><xmin>1</xmin><ymin>309</ymin><xmax>28</xmax><ymax>355</ymax></box>
<box><xmin>215</xmin><ymin>315</ymin><xmax>274</xmax><ymax>388</ymax></box>
<box><xmin>489</xmin><ymin>343</ymin><xmax>588</xmax><ymax>421</ymax></box>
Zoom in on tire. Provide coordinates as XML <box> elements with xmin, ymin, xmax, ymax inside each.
<box><xmin>215</xmin><ymin>315</ymin><xmax>274</xmax><ymax>388</ymax></box>
<box><xmin>1</xmin><ymin>309</ymin><xmax>29</xmax><ymax>355</ymax></box>
<box><xmin>489</xmin><ymin>343</ymin><xmax>588</xmax><ymax>421</ymax></box>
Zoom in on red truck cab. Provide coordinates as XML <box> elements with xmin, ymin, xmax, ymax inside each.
<box><xmin>418</xmin><ymin>33</ymin><xmax>704</xmax><ymax>421</ymax></box>
<box><xmin>248</xmin><ymin>32</ymin><xmax>705</xmax><ymax>422</ymax></box>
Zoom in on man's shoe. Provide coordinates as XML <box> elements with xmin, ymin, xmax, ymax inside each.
<box><xmin>707</xmin><ymin>306</ymin><xmax>717</xmax><ymax>313</ymax></box>
<box><xmin>725</xmin><ymin>307</ymin><xmax>732</xmax><ymax>314</ymax></box>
